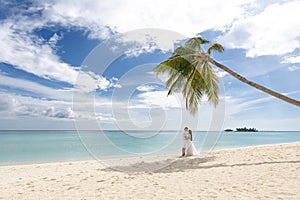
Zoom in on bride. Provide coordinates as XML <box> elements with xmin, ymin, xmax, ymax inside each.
<box><xmin>185</xmin><ymin>130</ymin><xmax>199</xmax><ymax>156</ymax></box>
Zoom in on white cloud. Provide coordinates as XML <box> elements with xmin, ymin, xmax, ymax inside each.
<box><xmin>0</xmin><ymin>72</ymin><xmax>120</xmax><ymax>123</ymax></box>
<box><xmin>0</xmin><ymin>0</ymin><xmax>259</xmax><ymax>88</ymax></box>
<box><xmin>0</xmin><ymin>12</ymin><xmax>115</xmax><ymax>89</ymax></box>
<box><xmin>41</xmin><ymin>0</ymin><xmax>253</xmax><ymax>38</ymax></box>
<box><xmin>0</xmin><ymin>74</ymin><xmax>73</xmax><ymax>101</ymax></box>
<box><xmin>287</xmin><ymin>66</ymin><xmax>300</xmax><ymax>72</ymax></box>
<box><xmin>48</xmin><ymin>33</ymin><xmax>62</xmax><ymax>47</ymax></box>
<box><xmin>219</xmin><ymin>1</ymin><xmax>300</xmax><ymax>57</ymax></box>
<box><xmin>0</xmin><ymin>92</ymin><xmax>72</xmax><ymax>119</ymax></box>
<box><xmin>0</xmin><ymin>73</ymin><xmax>120</xmax><ymax>122</ymax></box>
<box><xmin>112</xmin><ymin>30</ymin><xmax>187</xmax><ymax>56</ymax></box>
<box><xmin>42</xmin><ymin>106</ymin><xmax>74</xmax><ymax>119</ymax></box>
<box><xmin>215</xmin><ymin>69</ymin><xmax>229</xmax><ymax>78</ymax></box>
<box><xmin>132</xmin><ymin>90</ymin><xmax>183</xmax><ymax>110</ymax></box>
<box><xmin>282</xmin><ymin>55</ymin><xmax>300</xmax><ymax>64</ymax></box>
<box><xmin>1</xmin><ymin>0</ymin><xmax>299</xmax><ymax>130</ymax></box>
<box><xmin>2</xmin><ymin>0</ymin><xmax>297</xmax><ymax>88</ymax></box>
<box><xmin>136</xmin><ymin>85</ymin><xmax>156</xmax><ymax>92</ymax></box>
<box><xmin>75</xmin><ymin>71</ymin><xmax>120</xmax><ymax>94</ymax></box>
<box><xmin>0</xmin><ymin>93</ymin><xmax>15</xmax><ymax>112</ymax></box>
<box><xmin>0</xmin><ymin>23</ymin><xmax>78</xmax><ymax>84</ymax></box>
<box><xmin>0</xmin><ymin>91</ymin><xmax>116</xmax><ymax>121</ymax></box>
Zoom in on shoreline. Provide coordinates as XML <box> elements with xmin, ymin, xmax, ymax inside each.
<box><xmin>1</xmin><ymin>141</ymin><xmax>300</xmax><ymax>167</ymax></box>
<box><xmin>1</xmin><ymin>142</ymin><xmax>299</xmax><ymax>199</ymax></box>
<box><xmin>213</xmin><ymin>140</ymin><xmax>300</xmax><ymax>151</ymax></box>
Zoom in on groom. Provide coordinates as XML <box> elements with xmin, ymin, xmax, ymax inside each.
<box><xmin>180</xmin><ymin>127</ymin><xmax>189</xmax><ymax>157</ymax></box>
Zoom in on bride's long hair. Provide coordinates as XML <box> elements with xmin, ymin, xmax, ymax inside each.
<box><xmin>188</xmin><ymin>130</ymin><xmax>193</xmax><ymax>141</ymax></box>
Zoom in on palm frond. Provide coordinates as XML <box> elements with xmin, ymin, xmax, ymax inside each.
<box><xmin>207</xmin><ymin>43</ymin><xmax>224</xmax><ymax>55</ymax></box>
<box><xmin>187</xmin><ymin>75</ymin><xmax>205</xmax><ymax>115</ymax></box>
<box><xmin>172</xmin><ymin>46</ymin><xmax>195</xmax><ymax>57</ymax></box>
<box><xmin>155</xmin><ymin>56</ymin><xmax>195</xmax><ymax>96</ymax></box>
<box><xmin>188</xmin><ymin>88</ymin><xmax>203</xmax><ymax>115</ymax></box>
<box><xmin>201</xmin><ymin>62</ymin><xmax>219</xmax><ymax>106</ymax></box>
<box><xmin>165</xmin><ymin>71</ymin><xmax>186</xmax><ymax>95</ymax></box>
<box><xmin>182</xmin><ymin>60</ymin><xmax>208</xmax><ymax>113</ymax></box>
<box><xmin>184</xmin><ymin>37</ymin><xmax>209</xmax><ymax>52</ymax></box>
<box><xmin>154</xmin><ymin>36</ymin><xmax>224</xmax><ymax>115</ymax></box>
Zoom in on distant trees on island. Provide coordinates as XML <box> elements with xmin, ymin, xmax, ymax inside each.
<box><xmin>236</xmin><ymin>127</ymin><xmax>258</xmax><ymax>132</ymax></box>
<box><xmin>224</xmin><ymin>127</ymin><xmax>258</xmax><ymax>132</ymax></box>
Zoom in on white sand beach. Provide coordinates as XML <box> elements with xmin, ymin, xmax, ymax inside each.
<box><xmin>1</xmin><ymin>142</ymin><xmax>299</xmax><ymax>199</ymax></box>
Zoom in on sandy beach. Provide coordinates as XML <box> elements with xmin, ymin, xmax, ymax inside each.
<box><xmin>1</xmin><ymin>142</ymin><xmax>299</xmax><ymax>199</ymax></box>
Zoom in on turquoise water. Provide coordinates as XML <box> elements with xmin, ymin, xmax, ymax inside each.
<box><xmin>0</xmin><ymin>130</ymin><xmax>300</xmax><ymax>165</ymax></box>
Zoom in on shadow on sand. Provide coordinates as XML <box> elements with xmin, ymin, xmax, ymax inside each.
<box><xmin>100</xmin><ymin>155</ymin><xmax>300</xmax><ymax>173</ymax></box>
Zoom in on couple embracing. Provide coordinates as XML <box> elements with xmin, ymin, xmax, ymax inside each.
<box><xmin>180</xmin><ymin>127</ymin><xmax>199</xmax><ymax>157</ymax></box>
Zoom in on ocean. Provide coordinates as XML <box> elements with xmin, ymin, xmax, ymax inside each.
<box><xmin>1</xmin><ymin>130</ymin><xmax>300</xmax><ymax>165</ymax></box>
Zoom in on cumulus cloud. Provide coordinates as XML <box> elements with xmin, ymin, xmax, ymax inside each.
<box><xmin>6</xmin><ymin>0</ymin><xmax>276</xmax><ymax>60</ymax></box>
<box><xmin>282</xmin><ymin>55</ymin><xmax>300</xmax><ymax>64</ymax></box>
<box><xmin>113</xmin><ymin>30</ymin><xmax>187</xmax><ymax>56</ymax></box>
<box><xmin>14</xmin><ymin>105</ymin><xmax>39</xmax><ymax>117</ymax></box>
<box><xmin>0</xmin><ymin>4</ymin><xmax>116</xmax><ymax>89</ymax></box>
<box><xmin>0</xmin><ymin>11</ymin><xmax>77</xmax><ymax>86</ymax></box>
<box><xmin>75</xmin><ymin>71</ymin><xmax>120</xmax><ymax>94</ymax></box>
<box><xmin>0</xmin><ymin>92</ymin><xmax>112</xmax><ymax>120</ymax></box>
<box><xmin>136</xmin><ymin>85</ymin><xmax>156</xmax><ymax>92</ymax></box>
<box><xmin>0</xmin><ymin>22</ymin><xmax>79</xmax><ymax>84</ymax></box>
<box><xmin>0</xmin><ymin>72</ymin><xmax>121</xmax><ymax>120</ymax></box>
<box><xmin>42</xmin><ymin>107</ymin><xmax>73</xmax><ymax>118</ymax></box>
<box><xmin>0</xmin><ymin>92</ymin><xmax>72</xmax><ymax>119</ymax></box>
<box><xmin>134</xmin><ymin>90</ymin><xmax>182</xmax><ymax>110</ymax></box>
<box><xmin>41</xmin><ymin>0</ymin><xmax>253</xmax><ymax>38</ymax></box>
<box><xmin>1</xmin><ymin>0</ymin><xmax>299</xmax><ymax>130</ymax></box>
<box><xmin>1</xmin><ymin>0</ymin><xmax>283</xmax><ymax>90</ymax></box>
<box><xmin>1</xmin><ymin>0</ymin><xmax>298</xmax><ymax>89</ymax></box>
<box><xmin>0</xmin><ymin>94</ymin><xmax>14</xmax><ymax>112</ymax></box>
<box><xmin>0</xmin><ymin>90</ymin><xmax>119</xmax><ymax>123</ymax></box>
<box><xmin>0</xmin><ymin>28</ymin><xmax>117</xmax><ymax>93</ymax></box>
<box><xmin>219</xmin><ymin>1</ymin><xmax>300</xmax><ymax>57</ymax></box>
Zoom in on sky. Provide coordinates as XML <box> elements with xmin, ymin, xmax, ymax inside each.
<box><xmin>0</xmin><ymin>0</ymin><xmax>299</xmax><ymax>131</ymax></box>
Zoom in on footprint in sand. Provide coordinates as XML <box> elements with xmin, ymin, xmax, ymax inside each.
<box><xmin>67</xmin><ymin>186</ymin><xmax>75</xmax><ymax>190</ymax></box>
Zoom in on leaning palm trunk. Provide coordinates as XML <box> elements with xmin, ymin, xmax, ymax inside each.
<box><xmin>155</xmin><ymin>37</ymin><xmax>300</xmax><ymax>116</ymax></box>
<box><xmin>208</xmin><ymin>57</ymin><xmax>300</xmax><ymax>107</ymax></box>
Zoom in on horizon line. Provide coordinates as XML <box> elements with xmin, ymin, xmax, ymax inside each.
<box><xmin>0</xmin><ymin>129</ymin><xmax>299</xmax><ymax>132</ymax></box>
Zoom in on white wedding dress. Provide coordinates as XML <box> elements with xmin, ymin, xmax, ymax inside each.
<box><xmin>185</xmin><ymin>136</ymin><xmax>199</xmax><ymax>156</ymax></box>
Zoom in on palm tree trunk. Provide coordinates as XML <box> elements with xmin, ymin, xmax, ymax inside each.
<box><xmin>208</xmin><ymin>57</ymin><xmax>300</xmax><ymax>107</ymax></box>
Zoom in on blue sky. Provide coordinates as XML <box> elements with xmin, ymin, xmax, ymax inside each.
<box><xmin>0</xmin><ymin>0</ymin><xmax>299</xmax><ymax>130</ymax></box>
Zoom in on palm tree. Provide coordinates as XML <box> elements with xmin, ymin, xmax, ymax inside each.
<box><xmin>154</xmin><ymin>37</ymin><xmax>300</xmax><ymax>115</ymax></box>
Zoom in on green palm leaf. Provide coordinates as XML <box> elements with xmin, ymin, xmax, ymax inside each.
<box><xmin>184</xmin><ymin>37</ymin><xmax>209</xmax><ymax>53</ymax></box>
<box><xmin>155</xmin><ymin>36</ymin><xmax>300</xmax><ymax>111</ymax></box>
<box><xmin>207</xmin><ymin>43</ymin><xmax>224</xmax><ymax>55</ymax></box>
<box><xmin>154</xmin><ymin>37</ymin><xmax>221</xmax><ymax>115</ymax></box>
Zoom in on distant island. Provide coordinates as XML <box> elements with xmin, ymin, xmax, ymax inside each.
<box><xmin>224</xmin><ymin>127</ymin><xmax>258</xmax><ymax>132</ymax></box>
<box><xmin>236</xmin><ymin>127</ymin><xmax>258</xmax><ymax>132</ymax></box>
<box><xmin>224</xmin><ymin>129</ymin><xmax>234</xmax><ymax>132</ymax></box>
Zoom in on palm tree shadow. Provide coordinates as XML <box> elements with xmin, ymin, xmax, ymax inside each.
<box><xmin>100</xmin><ymin>155</ymin><xmax>300</xmax><ymax>173</ymax></box>
<box><xmin>101</xmin><ymin>156</ymin><xmax>218</xmax><ymax>173</ymax></box>
<box><xmin>155</xmin><ymin>156</ymin><xmax>219</xmax><ymax>173</ymax></box>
